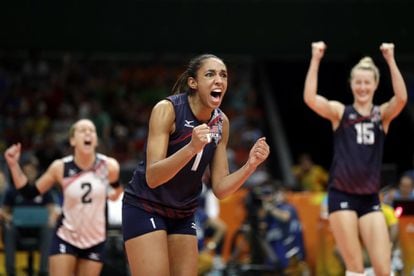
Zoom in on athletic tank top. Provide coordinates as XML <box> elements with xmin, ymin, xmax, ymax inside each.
<box><xmin>56</xmin><ymin>154</ymin><xmax>109</xmax><ymax>249</ymax></box>
<box><xmin>124</xmin><ymin>93</ymin><xmax>224</xmax><ymax>218</ymax></box>
<box><xmin>328</xmin><ymin>105</ymin><xmax>385</xmax><ymax>194</ymax></box>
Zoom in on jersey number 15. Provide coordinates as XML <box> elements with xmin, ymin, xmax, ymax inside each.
<box><xmin>355</xmin><ymin>122</ymin><xmax>375</xmax><ymax>145</ymax></box>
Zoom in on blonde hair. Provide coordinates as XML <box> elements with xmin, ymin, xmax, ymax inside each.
<box><xmin>350</xmin><ymin>56</ymin><xmax>380</xmax><ymax>83</ymax></box>
<box><xmin>69</xmin><ymin>122</ymin><xmax>77</xmax><ymax>138</ymax></box>
<box><xmin>68</xmin><ymin>119</ymin><xmax>95</xmax><ymax>138</ymax></box>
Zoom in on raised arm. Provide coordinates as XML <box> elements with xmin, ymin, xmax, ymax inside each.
<box><xmin>379</xmin><ymin>43</ymin><xmax>408</xmax><ymax>132</ymax></box>
<box><xmin>304</xmin><ymin>41</ymin><xmax>344</xmax><ymax>128</ymax></box>
<box><xmin>4</xmin><ymin>143</ymin><xmax>27</xmax><ymax>189</ymax></box>
<box><xmin>4</xmin><ymin>143</ymin><xmax>60</xmax><ymax>196</ymax></box>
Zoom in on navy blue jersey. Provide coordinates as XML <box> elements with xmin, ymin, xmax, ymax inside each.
<box><xmin>124</xmin><ymin>93</ymin><xmax>224</xmax><ymax>218</ymax></box>
<box><xmin>328</xmin><ymin>105</ymin><xmax>385</xmax><ymax>194</ymax></box>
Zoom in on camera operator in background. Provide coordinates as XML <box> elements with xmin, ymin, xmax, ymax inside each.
<box><xmin>257</xmin><ymin>180</ymin><xmax>308</xmax><ymax>274</ymax></box>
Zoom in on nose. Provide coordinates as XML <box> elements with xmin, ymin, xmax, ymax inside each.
<box><xmin>214</xmin><ymin>75</ymin><xmax>224</xmax><ymax>84</ymax></box>
<box><xmin>85</xmin><ymin>128</ymin><xmax>95</xmax><ymax>134</ymax></box>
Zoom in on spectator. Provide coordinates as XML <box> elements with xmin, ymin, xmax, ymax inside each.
<box><xmin>292</xmin><ymin>153</ymin><xmax>328</xmax><ymax>192</ymax></box>
<box><xmin>384</xmin><ymin>174</ymin><xmax>414</xmax><ymax>204</ymax></box>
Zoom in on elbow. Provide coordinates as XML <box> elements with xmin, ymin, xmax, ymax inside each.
<box><xmin>303</xmin><ymin>93</ymin><xmax>314</xmax><ymax>107</ymax></box>
<box><xmin>145</xmin><ymin>165</ymin><xmax>162</xmax><ymax>189</ymax></box>
<box><xmin>399</xmin><ymin>93</ymin><xmax>408</xmax><ymax>106</ymax></box>
<box><xmin>145</xmin><ymin>173</ymin><xmax>161</xmax><ymax>189</ymax></box>
<box><xmin>212</xmin><ymin>189</ymin><xmax>227</xmax><ymax>201</ymax></box>
<box><xmin>215</xmin><ymin>193</ymin><xmax>226</xmax><ymax>201</ymax></box>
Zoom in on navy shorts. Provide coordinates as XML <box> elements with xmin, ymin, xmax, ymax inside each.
<box><xmin>328</xmin><ymin>188</ymin><xmax>381</xmax><ymax>217</ymax></box>
<box><xmin>122</xmin><ymin>202</ymin><xmax>196</xmax><ymax>242</ymax></box>
<box><xmin>49</xmin><ymin>232</ymin><xmax>106</xmax><ymax>262</ymax></box>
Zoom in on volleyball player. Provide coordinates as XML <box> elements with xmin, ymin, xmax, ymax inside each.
<box><xmin>122</xmin><ymin>54</ymin><xmax>270</xmax><ymax>275</ymax></box>
<box><xmin>304</xmin><ymin>41</ymin><xmax>407</xmax><ymax>276</ymax></box>
<box><xmin>4</xmin><ymin>119</ymin><xmax>122</xmax><ymax>276</ymax></box>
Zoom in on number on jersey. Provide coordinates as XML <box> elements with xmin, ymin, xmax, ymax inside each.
<box><xmin>355</xmin><ymin>122</ymin><xmax>375</xmax><ymax>145</ymax></box>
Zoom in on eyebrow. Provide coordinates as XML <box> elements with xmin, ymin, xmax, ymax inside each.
<box><xmin>205</xmin><ymin>69</ymin><xmax>227</xmax><ymax>73</ymax></box>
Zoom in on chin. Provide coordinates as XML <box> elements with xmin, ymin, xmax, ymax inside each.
<box><xmin>355</xmin><ymin>96</ymin><xmax>371</xmax><ymax>104</ymax></box>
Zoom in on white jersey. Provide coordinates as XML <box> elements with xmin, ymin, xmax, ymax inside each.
<box><xmin>57</xmin><ymin>154</ymin><xmax>109</xmax><ymax>249</ymax></box>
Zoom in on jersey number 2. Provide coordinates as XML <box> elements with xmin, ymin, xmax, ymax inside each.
<box><xmin>81</xmin><ymin>182</ymin><xmax>92</xmax><ymax>203</ymax></box>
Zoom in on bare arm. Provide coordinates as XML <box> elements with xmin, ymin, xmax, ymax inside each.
<box><xmin>145</xmin><ymin>100</ymin><xmax>211</xmax><ymax>188</ymax></box>
<box><xmin>304</xmin><ymin>41</ymin><xmax>344</xmax><ymax>129</ymax></box>
<box><xmin>107</xmin><ymin>156</ymin><xmax>123</xmax><ymax>201</ymax></box>
<box><xmin>210</xmin><ymin>114</ymin><xmax>270</xmax><ymax>199</ymax></box>
<box><xmin>4</xmin><ymin>143</ymin><xmax>28</xmax><ymax>189</ymax></box>
<box><xmin>379</xmin><ymin>43</ymin><xmax>408</xmax><ymax>132</ymax></box>
<box><xmin>4</xmin><ymin>143</ymin><xmax>61</xmax><ymax>194</ymax></box>
<box><xmin>263</xmin><ymin>202</ymin><xmax>291</xmax><ymax>222</ymax></box>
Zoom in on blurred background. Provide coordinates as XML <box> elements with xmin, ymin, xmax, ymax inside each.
<box><xmin>1</xmin><ymin>0</ymin><xmax>414</xmax><ymax>275</ymax></box>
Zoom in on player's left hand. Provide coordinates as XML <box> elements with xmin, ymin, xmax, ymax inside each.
<box><xmin>248</xmin><ymin>137</ymin><xmax>270</xmax><ymax>167</ymax></box>
<box><xmin>380</xmin><ymin>42</ymin><xmax>395</xmax><ymax>62</ymax></box>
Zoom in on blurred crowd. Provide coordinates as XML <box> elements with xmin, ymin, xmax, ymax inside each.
<box><xmin>0</xmin><ymin>52</ymin><xmax>265</xmax><ymax>177</ymax></box>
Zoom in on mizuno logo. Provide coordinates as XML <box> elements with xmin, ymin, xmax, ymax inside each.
<box><xmin>88</xmin><ymin>253</ymin><xmax>100</xmax><ymax>260</ymax></box>
<box><xmin>184</xmin><ymin>120</ymin><xmax>194</xmax><ymax>128</ymax></box>
<box><xmin>69</xmin><ymin>169</ymin><xmax>77</xmax><ymax>176</ymax></box>
<box><xmin>340</xmin><ymin>201</ymin><xmax>349</xmax><ymax>209</ymax></box>
<box><xmin>349</xmin><ymin>113</ymin><xmax>357</xmax><ymax>120</ymax></box>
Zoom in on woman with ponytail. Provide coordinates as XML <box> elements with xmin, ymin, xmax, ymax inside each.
<box><xmin>304</xmin><ymin>42</ymin><xmax>407</xmax><ymax>276</ymax></box>
<box><xmin>122</xmin><ymin>54</ymin><xmax>270</xmax><ymax>276</ymax></box>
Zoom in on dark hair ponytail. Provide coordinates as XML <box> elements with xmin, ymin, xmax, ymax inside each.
<box><xmin>171</xmin><ymin>54</ymin><xmax>223</xmax><ymax>95</ymax></box>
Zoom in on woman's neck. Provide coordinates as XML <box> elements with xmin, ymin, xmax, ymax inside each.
<box><xmin>188</xmin><ymin>95</ymin><xmax>212</xmax><ymax>123</ymax></box>
<box><xmin>353</xmin><ymin>102</ymin><xmax>373</xmax><ymax>116</ymax></box>
<box><xmin>74</xmin><ymin>153</ymin><xmax>95</xmax><ymax>170</ymax></box>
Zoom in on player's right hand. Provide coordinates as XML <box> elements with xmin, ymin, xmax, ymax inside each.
<box><xmin>4</xmin><ymin>143</ymin><xmax>22</xmax><ymax>166</ymax></box>
<box><xmin>311</xmin><ymin>41</ymin><xmax>326</xmax><ymax>60</ymax></box>
<box><xmin>191</xmin><ymin>124</ymin><xmax>211</xmax><ymax>152</ymax></box>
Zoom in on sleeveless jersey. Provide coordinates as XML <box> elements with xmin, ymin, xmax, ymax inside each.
<box><xmin>56</xmin><ymin>154</ymin><xmax>109</xmax><ymax>249</ymax></box>
<box><xmin>328</xmin><ymin>105</ymin><xmax>385</xmax><ymax>194</ymax></box>
<box><xmin>124</xmin><ymin>93</ymin><xmax>224</xmax><ymax>218</ymax></box>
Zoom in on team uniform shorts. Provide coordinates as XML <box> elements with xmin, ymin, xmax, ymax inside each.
<box><xmin>328</xmin><ymin>187</ymin><xmax>381</xmax><ymax>217</ymax></box>
<box><xmin>49</xmin><ymin>232</ymin><xmax>106</xmax><ymax>262</ymax></box>
<box><xmin>122</xmin><ymin>201</ymin><xmax>196</xmax><ymax>241</ymax></box>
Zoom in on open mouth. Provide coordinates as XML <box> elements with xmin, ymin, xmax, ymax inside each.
<box><xmin>211</xmin><ymin>91</ymin><xmax>221</xmax><ymax>99</ymax></box>
<box><xmin>84</xmin><ymin>140</ymin><xmax>92</xmax><ymax>146</ymax></box>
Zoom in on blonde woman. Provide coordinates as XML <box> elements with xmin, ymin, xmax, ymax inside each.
<box><xmin>4</xmin><ymin>119</ymin><xmax>122</xmax><ymax>276</ymax></box>
<box><xmin>304</xmin><ymin>42</ymin><xmax>407</xmax><ymax>276</ymax></box>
